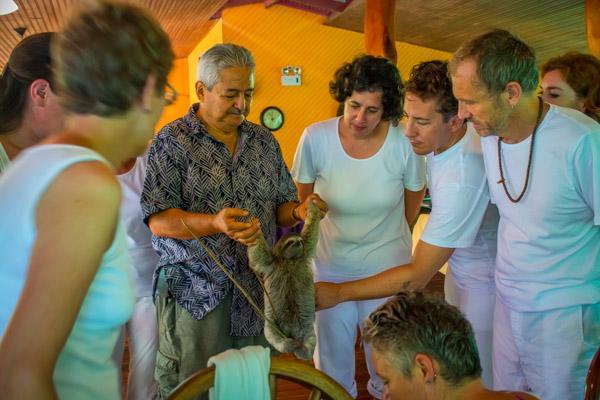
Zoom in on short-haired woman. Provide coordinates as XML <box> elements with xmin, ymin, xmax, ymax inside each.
<box><xmin>0</xmin><ymin>1</ymin><xmax>173</xmax><ymax>398</ymax></box>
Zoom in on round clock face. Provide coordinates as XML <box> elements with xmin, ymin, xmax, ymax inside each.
<box><xmin>260</xmin><ymin>106</ymin><xmax>284</xmax><ymax>131</ymax></box>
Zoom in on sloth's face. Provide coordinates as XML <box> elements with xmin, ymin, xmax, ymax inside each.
<box><xmin>279</xmin><ymin>235</ymin><xmax>304</xmax><ymax>260</ymax></box>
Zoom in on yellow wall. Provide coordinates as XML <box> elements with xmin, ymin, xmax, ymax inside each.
<box><xmin>185</xmin><ymin>4</ymin><xmax>451</xmax><ymax>166</ymax></box>
<box><xmin>187</xmin><ymin>19</ymin><xmax>223</xmax><ymax>105</ymax></box>
<box><xmin>155</xmin><ymin>57</ymin><xmax>190</xmax><ymax>131</ymax></box>
<box><xmin>155</xmin><ymin>20</ymin><xmax>222</xmax><ymax>132</ymax></box>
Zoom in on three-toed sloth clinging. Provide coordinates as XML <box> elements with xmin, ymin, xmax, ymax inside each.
<box><xmin>248</xmin><ymin>201</ymin><xmax>321</xmax><ymax>360</ymax></box>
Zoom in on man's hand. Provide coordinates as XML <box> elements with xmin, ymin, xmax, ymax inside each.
<box><xmin>297</xmin><ymin>193</ymin><xmax>328</xmax><ymax>220</ymax></box>
<box><xmin>233</xmin><ymin>217</ymin><xmax>261</xmax><ymax>246</ymax></box>
<box><xmin>212</xmin><ymin>208</ymin><xmax>261</xmax><ymax>246</ymax></box>
<box><xmin>315</xmin><ymin>281</ymin><xmax>343</xmax><ymax>311</ymax></box>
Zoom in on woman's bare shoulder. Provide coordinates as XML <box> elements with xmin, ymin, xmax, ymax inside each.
<box><xmin>37</xmin><ymin>160</ymin><xmax>120</xmax><ymax>223</ymax></box>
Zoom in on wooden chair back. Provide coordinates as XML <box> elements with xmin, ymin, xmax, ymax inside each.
<box><xmin>167</xmin><ymin>355</ymin><xmax>353</xmax><ymax>400</ymax></box>
<box><xmin>585</xmin><ymin>346</ymin><xmax>600</xmax><ymax>400</ymax></box>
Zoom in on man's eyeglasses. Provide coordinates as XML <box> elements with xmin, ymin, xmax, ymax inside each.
<box><xmin>164</xmin><ymin>82</ymin><xmax>177</xmax><ymax>106</ymax></box>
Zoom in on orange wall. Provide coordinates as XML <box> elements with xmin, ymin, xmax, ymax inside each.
<box><xmin>187</xmin><ymin>20</ymin><xmax>223</xmax><ymax>104</ymax></box>
<box><xmin>155</xmin><ymin>57</ymin><xmax>190</xmax><ymax>131</ymax></box>
<box><xmin>182</xmin><ymin>3</ymin><xmax>451</xmax><ymax>166</ymax></box>
<box><xmin>154</xmin><ymin>21</ymin><xmax>222</xmax><ymax>132</ymax></box>
<box><xmin>221</xmin><ymin>4</ymin><xmax>452</xmax><ymax>166</ymax></box>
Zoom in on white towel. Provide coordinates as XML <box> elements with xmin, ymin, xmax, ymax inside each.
<box><xmin>207</xmin><ymin>345</ymin><xmax>271</xmax><ymax>400</ymax></box>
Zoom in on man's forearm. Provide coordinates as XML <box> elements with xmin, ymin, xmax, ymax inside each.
<box><xmin>148</xmin><ymin>208</ymin><xmax>218</xmax><ymax>240</ymax></box>
<box><xmin>405</xmin><ymin>187</ymin><xmax>426</xmax><ymax>226</ymax></box>
<box><xmin>337</xmin><ymin>241</ymin><xmax>454</xmax><ymax>302</ymax></box>
<box><xmin>276</xmin><ymin>201</ymin><xmax>301</xmax><ymax>228</ymax></box>
<box><xmin>336</xmin><ymin>262</ymin><xmax>425</xmax><ymax>302</ymax></box>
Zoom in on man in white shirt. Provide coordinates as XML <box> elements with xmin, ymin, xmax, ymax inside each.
<box><xmin>115</xmin><ymin>153</ymin><xmax>160</xmax><ymax>399</ymax></box>
<box><xmin>450</xmin><ymin>29</ymin><xmax>600</xmax><ymax>400</ymax></box>
<box><xmin>315</xmin><ymin>60</ymin><xmax>499</xmax><ymax>387</ymax></box>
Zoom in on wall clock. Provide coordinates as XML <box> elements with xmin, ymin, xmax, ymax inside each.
<box><xmin>260</xmin><ymin>106</ymin><xmax>284</xmax><ymax>131</ymax></box>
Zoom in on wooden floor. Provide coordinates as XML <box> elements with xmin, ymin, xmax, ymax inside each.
<box><xmin>122</xmin><ymin>272</ymin><xmax>445</xmax><ymax>399</ymax></box>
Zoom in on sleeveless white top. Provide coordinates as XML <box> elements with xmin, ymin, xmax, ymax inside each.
<box><xmin>0</xmin><ymin>144</ymin><xmax>134</xmax><ymax>399</ymax></box>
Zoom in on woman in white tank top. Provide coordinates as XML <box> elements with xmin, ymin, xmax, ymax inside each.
<box><xmin>0</xmin><ymin>2</ymin><xmax>174</xmax><ymax>398</ymax></box>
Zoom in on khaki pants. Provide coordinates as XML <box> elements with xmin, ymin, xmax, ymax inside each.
<box><xmin>155</xmin><ymin>287</ymin><xmax>269</xmax><ymax>399</ymax></box>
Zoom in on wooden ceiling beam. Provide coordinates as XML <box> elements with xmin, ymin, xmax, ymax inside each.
<box><xmin>586</xmin><ymin>0</ymin><xmax>600</xmax><ymax>56</ymax></box>
<box><xmin>364</xmin><ymin>0</ymin><xmax>397</xmax><ymax>63</ymax></box>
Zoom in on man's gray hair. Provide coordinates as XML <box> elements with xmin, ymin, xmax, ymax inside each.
<box><xmin>364</xmin><ymin>291</ymin><xmax>482</xmax><ymax>386</ymax></box>
<box><xmin>197</xmin><ymin>43</ymin><xmax>255</xmax><ymax>90</ymax></box>
<box><xmin>449</xmin><ymin>29</ymin><xmax>539</xmax><ymax>96</ymax></box>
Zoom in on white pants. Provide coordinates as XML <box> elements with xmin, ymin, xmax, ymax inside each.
<box><xmin>115</xmin><ymin>296</ymin><xmax>159</xmax><ymax>400</ymax></box>
<box><xmin>493</xmin><ymin>298</ymin><xmax>600</xmax><ymax>400</ymax></box>
<box><xmin>314</xmin><ymin>298</ymin><xmax>388</xmax><ymax>399</ymax></box>
<box><xmin>444</xmin><ymin>270</ymin><xmax>494</xmax><ymax>388</ymax></box>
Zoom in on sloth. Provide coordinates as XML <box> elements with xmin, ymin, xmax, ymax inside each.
<box><xmin>248</xmin><ymin>201</ymin><xmax>321</xmax><ymax>360</ymax></box>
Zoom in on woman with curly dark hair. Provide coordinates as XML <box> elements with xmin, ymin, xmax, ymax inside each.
<box><xmin>541</xmin><ymin>52</ymin><xmax>600</xmax><ymax>122</ymax></box>
<box><xmin>291</xmin><ymin>54</ymin><xmax>426</xmax><ymax>399</ymax></box>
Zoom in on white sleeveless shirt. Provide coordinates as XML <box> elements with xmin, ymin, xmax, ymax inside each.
<box><xmin>0</xmin><ymin>144</ymin><xmax>134</xmax><ymax>399</ymax></box>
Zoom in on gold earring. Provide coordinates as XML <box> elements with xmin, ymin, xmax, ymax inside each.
<box><xmin>426</xmin><ymin>372</ymin><xmax>438</xmax><ymax>384</ymax></box>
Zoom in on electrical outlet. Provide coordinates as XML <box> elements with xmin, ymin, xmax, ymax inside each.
<box><xmin>281</xmin><ymin>75</ymin><xmax>301</xmax><ymax>86</ymax></box>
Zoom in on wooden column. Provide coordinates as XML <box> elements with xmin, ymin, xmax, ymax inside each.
<box><xmin>364</xmin><ymin>0</ymin><xmax>397</xmax><ymax>63</ymax></box>
<box><xmin>586</xmin><ymin>0</ymin><xmax>600</xmax><ymax>56</ymax></box>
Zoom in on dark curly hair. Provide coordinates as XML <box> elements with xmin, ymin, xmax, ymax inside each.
<box><xmin>329</xmin><ymin>55</ymin><xmax>404</xmax><ymax>125</ymax></box>
<box><xmin>541</xmin><ymin>52</ymin><xmax>600</xmax><ymax>122</ymax></box>
<box><xmin>405</xmin><ymin>60</ymin><xmax>457</xmax><ymax>122</ymax></box>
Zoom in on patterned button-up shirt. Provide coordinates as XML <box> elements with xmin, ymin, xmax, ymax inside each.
<box><xmin>141</xmin><ymin>104</ymin><xmax>297</xmax><ymax>336</ymax></box>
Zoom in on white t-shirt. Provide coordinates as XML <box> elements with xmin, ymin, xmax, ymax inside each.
<box><xmin>481</xmin><ymin>105</ymin><xmax>600</xmax><ymax>311</ymax></box>
<box><xmin>292</xmin><ymin>117</ymin><xmax>426</xmax><ymax>281</ymax></box>
<box><xmin>421</xmin><ymin>124</ymin><xmax>498</xmax><ymax>291</ymax></box>
<box><xmin>117</xmin><ymin>154</ymin><xmax>160</xmax><ymax>298</ymax></box>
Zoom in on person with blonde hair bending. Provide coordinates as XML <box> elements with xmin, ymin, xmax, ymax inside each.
<box><xmin>365</xmin><ymin>291</ymin><xmax>538</xmax><ymax>400</ymax></box>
